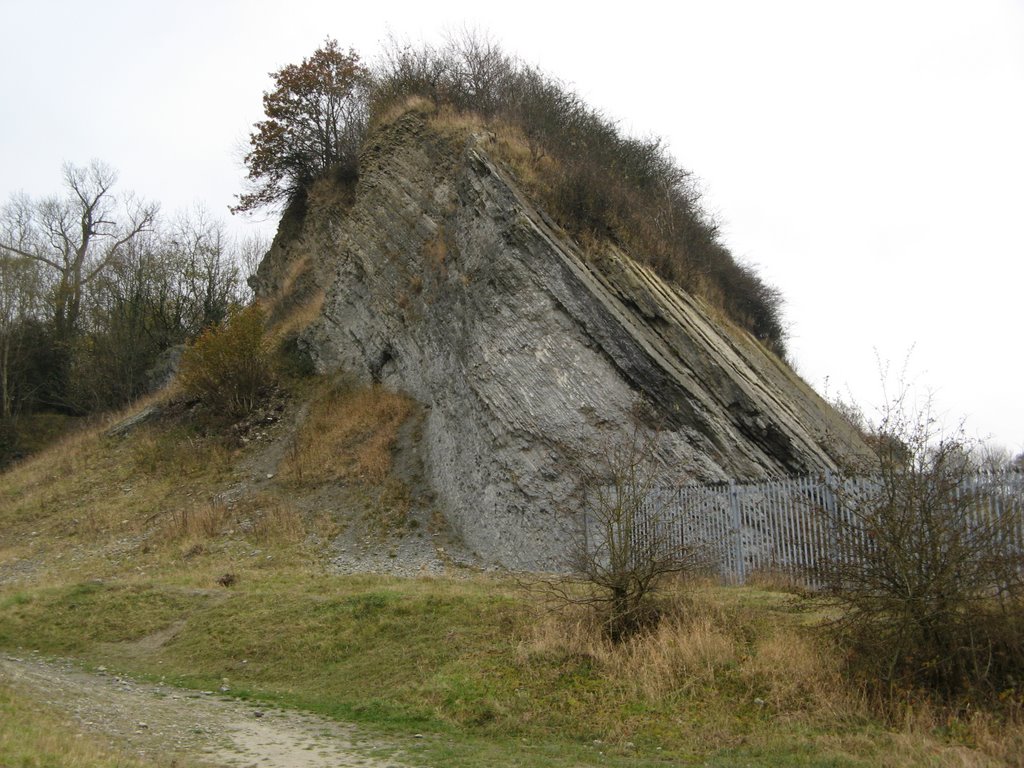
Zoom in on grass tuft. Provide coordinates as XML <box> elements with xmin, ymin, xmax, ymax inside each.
<box><xmin>282</xmin><ymin>379</ymin><xmax>414</xmax><ymax>486</ymax></box>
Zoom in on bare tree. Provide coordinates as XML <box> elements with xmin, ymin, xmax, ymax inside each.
<box><xmin>0</xmin><ymin>161</ymin><xmax>157</xmax><ymax>342</ymax></box>
<box><xmin>168</xmin><ymin>206</ymin><xmax>248</xmax><ymax>331</ymax></box>
<box><xmin>813</xmin><ymin>384</ymin><xmax>1024</xmax><ymax>701</ymax></box>
<box><xmin>0</xmin><ymin>251</ymin><xmax>43</xmax><ymax>421</ymax></box>
<box><xmin>541</xmin><ymin>424</ymin><xmax>707</xmax><ymax>642</ymax></box>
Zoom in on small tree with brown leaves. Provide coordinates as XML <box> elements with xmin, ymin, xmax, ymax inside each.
<box><xmin>178</xmin><ymin>304</ymin><xmax>274</xmax><ymax>422</ymax></box>
<box><xmin>234</xmin><ymin>39</ymin><xmax>368</xmax><ymax>213</ymax></box>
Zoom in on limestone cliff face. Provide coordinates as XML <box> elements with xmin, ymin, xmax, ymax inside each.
<box><xmin>255</xmin><ymin>112</ymin><xmax>872</xmax><ymax>568</ymax></box>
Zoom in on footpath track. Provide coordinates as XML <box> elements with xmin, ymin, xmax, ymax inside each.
<box><xmin>1</xmin><ymin>655</ymin><xmax>409</xmax><ymax>767</ymax></box>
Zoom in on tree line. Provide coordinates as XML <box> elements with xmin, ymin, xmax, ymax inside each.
<box><xmin>0</xmin><ymin>160</ymin><xmax>263</xmax><ymax>464</ymax></box>
<box><xmin>0</xmin><ymin>33</ymin><xmax>801</xmax><ymax>463</ymax></box>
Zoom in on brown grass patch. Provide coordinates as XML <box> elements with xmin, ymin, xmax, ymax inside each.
<box><xmin>427</xmin><ymin>105</ymin><xmax>488</xmax><ymax>138</ymax></box>
<box><xmin>259</xmin><ymin>253</ymin><xmax>313</xmax><ymax>320</ymax></box>
<box><xmin>523</xmin><ymin>589</ymin><xmax>852</xmax><ymax>719</ymax></box>
<box><xmin>739</xmin><ymin>628</ymin><xmax>848</xmax><ymax>716</ymax></box>
<box><xmin>282</xmin><ymin>379</ymin><xmax>415</xmax><ymax>486</ymax></box>
<box><xmin>251</xmin><ymin>501</ymin><xmax>305</xmax><ymax>544</ymax></box>
<box><xmin>744</xmin><ymin>568</ymin><xmax>811</xmax><ymax>596</ymax></box>
<box><xmin>421</xmin><ymin>228</ymin><xmax>447</xmax><ymax>274</ymax></box>
<box><xmin>427</xmin><ymin>108</ymin><xmax>553</xmax><ymax>195</ymax></box>
<box><xmin>151</xmin><ymin>495</ymin><xmax>309</xmax><ymax>558</ymax></box>
<box><xmin>523</xmin><ymin>596</ymin><xmax>740</xmax><ymax>701</ymax></box>
<box><xmin>267</xmin><ymin>288</ymin><xmax>325</xmax><ymax>346</ymax></box>
<box><xmin>160</xmin><ymin>502</ymin><xmax>233</xmax><ymax>541</ymax></box>
<box><xmin>371</xmin><ymin>94</ymin><xmax>437</xmax><ymax>129</ymax></box>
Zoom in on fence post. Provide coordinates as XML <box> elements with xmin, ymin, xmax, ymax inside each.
<box><xmin>729</xmin><ymin>481</ymin><xmax>745</xmax><ymax>584</ymax></box>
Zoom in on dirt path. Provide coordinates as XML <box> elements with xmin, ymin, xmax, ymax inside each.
<box><xmin>1</xmin><ymin>655</ymin><xmax>411</xmax><ymax>767</ymax></box>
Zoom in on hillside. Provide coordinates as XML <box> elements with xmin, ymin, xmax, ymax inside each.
<box><xmin>252</xmin><ymin>105</ymin><xmax>873</xmax><ymax>568</ymax></box>
<box><xmin>2</xmin><ymin>35</ymin><xmax>1022</xmax><ymax>768</ymax></box>
<box><xmin>1</xmin><ymin>411</ymin><xmax>1017</xmax><ymax>766</ymax></box>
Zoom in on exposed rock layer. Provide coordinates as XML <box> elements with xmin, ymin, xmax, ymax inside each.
<box><xmin>255</xmin><ymin>112</ymin><xmax>872</xmax><ymax>568</ymax></box>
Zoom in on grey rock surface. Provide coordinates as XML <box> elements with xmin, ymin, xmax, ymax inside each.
<box><xmin>255</xmin><ymin>112</ymin><xmax>873</xmax><ymax>569</ymax></box>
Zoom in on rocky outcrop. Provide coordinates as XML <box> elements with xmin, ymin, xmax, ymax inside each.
<box><xmin>255</xmin><ymin>111</ymin><xmax>872</xmax><ymax>569</ymax></box>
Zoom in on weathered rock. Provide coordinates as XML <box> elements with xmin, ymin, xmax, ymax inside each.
<box><xmin>105</xmin><ymin>405</ymin><xmax>161</xmax><ymax>438</ymax></box>
<box><xmin>256</xmin><ymin>112</ymin><xmax>872</xmax><ymax>569</ymax></box>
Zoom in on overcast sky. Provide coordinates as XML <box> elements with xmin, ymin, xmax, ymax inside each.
<box><xmin>2</xmin><ymin>0</ymin><xmax>1021</xmax><ymax>453</ymax></box>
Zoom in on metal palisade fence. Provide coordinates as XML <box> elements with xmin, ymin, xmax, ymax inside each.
<box><xmin>633</xmin><ymin>470</ymin><xmax>1024</xmax><ymax>585</ymax></box>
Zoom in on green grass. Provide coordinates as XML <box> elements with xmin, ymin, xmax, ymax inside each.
<box><xmin>1</xmin><ymin>398</ymin><xmax>1020</xmax><ymax>767</ymax></box>
<box><xmin>1</xmin><ymin>571</ymin><xmax>999</xmax><ymax>767</ymax></box>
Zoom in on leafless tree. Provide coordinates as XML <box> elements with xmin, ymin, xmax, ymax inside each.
<box><xmin>813</xmin><ymin>383</ymin><xmax>1024</xmax><ymax>701</ymax></box>
<box><xmin>540</xmin><ymin>423</ymin><xmax>707</xmax><ymax>642</ymax></box>
<box><xmin>0</xmin><ymin>161</ymin><xmax>157</xmax><ymax>342</ymax></box>
<box><xmin>0</xmin><ymin>251</ymin><xmax>43</xmax><ymax>421</ymax></box>
<box><xmin>168</xmin><ymin>206</ymin><xmax>249</xmax><ymax>331</ymax></box>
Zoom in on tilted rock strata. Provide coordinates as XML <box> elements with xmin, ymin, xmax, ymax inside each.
<box><xmin>255</xmin><ymin>113</ymin><xmax>872</xmax><ymax>568</ymax></box>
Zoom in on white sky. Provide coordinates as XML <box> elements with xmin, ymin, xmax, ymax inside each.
<box><xmin>2</xmin><ymin>0</ymin><xmax>1022</xmax><ymax>453</ymax></box>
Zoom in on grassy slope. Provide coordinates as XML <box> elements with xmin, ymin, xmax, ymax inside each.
<box><xmin>0</xmin><ymin>395</ymin><xmax>1018</xmax><ymax>767</ymax></box>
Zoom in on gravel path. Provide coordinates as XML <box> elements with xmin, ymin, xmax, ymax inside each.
<box><xmin>1</xmin><ymin>655</ymin><xmax>411</xmax><ymax>767</ymax></box>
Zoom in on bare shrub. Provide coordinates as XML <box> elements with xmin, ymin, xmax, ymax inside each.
<box><xmin>370</xmin><ymin>35</ymin><xmax>788</xmax><ymax>356</ymax></box>
<box><xmin>537</xmin><ymin>424</ymin><xmax>710</xmax><ymax>643</ymax></box>
<box><xmin>814</xmin><ymin>386</ymin><xmax>1024</xmax><ymax>704</ymax></box>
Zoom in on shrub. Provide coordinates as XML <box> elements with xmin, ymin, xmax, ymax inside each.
<box><xmin>537</xmin><ymin>424</ymin><xmax>709</xmax><ymax>643</ymax></box>
<box><xmin>234</xmin><ymin>35</ymin><xmax>788</xmax><ymax>354</ymax></box>
<box><xmin>371</xmin><ymin>35</ymin><xmax>788</xmax><ymax>356</ymax></box>
<box><xmin>177</xmin><ymin>304</ymin><xmax>275</xmax><ymax>421</ymax></box>
<box><xmin>813</xmin><ymin>388</ymin><xmax>1024</xmax><ymax>705</ymax></box>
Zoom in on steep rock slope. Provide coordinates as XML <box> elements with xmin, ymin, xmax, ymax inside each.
<box><xmin>255</xmin><ymin>112</ymin><xmax>871</xmax><ymax>568</ymax></box>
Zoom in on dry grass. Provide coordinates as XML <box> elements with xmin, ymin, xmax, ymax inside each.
<box><xmin>371</xmin><ymin>94</ymin><xmax>437</xmax><ymax>129</ymax></box>
<box><xmin>426</xmin><ymin>107</ymin><xmax>553</xmax><ymax>195</ymax></box>
<box><xmin>520</xmin><ymin>582</ymin><xmax>1024</xmax><ymax>764</ymax></box>
<box><xmin>153</xmin><ymin>495</ymin><xmax>308</xmax><ymax>553</ymax></box>
<box><xmin>251</xmin><ymin>501</ymin><xmax>306</xmax><ymax>544</ymax></box>
<box><xmin>964</xmin><ymin>713</ymin><xmax>1024</xmax><ymax>767</ymax></box>
<box><xmin>1</xmin><ymin>393</ymin><xmax>195</xmax><ymax>535</ymax></box>
<box><xmin>742</xmin><ymin>628</ymin><xmax>849</xmax><ymax>716</ymax></box>
<box><xmin>744</xmin><ymin>567</ymin><xmax>812</xmax><ymax>596</ymax></box>
<box><xmin>259</xmin><ymin>253</ymin><xmax>313</xmax><ymax>322</ymax></box>
<box><xmin>421</xmin><ymin>227</ymin><xmax>448</xmax><ymax>273</ymax></box>
<box><xmin>282</xmin><ymin>379</ymin><xmax>415</xmax><ymax>486</ymax></box>
<box><xmin>523</xmin><ymin>590</ymin><xmax>852</xmax><ymax>718</ymax></box>
<box><xmin>1</xmin><ymin>405</ymin><xmax>131</xmax><ymax>497</ymax></box>
<box><xmin>160</xmin><ymin>502</ymin><xmax>233</xmax><ymax>542</ymax></box>
<box><xmin>130</xmin><ymin>425</ymin><xmax>232</xmax><ymax>479</ymax></box>
<box><xmin>266</xmin><ymin>287</ymin><xmax>325</xmax><ymax>346</ymax></box>
<box><xmin>528</xmin><ymin>609</ymin><xmax>740</xmax><ymax>701</ymax></box>
<box><xmin>427</xmin><ymin>104</ymin><xmax>488</xmax><ymax>138</ymax></box>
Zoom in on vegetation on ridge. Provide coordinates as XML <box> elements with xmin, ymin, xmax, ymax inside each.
<box><xmin>2</xmin><ymin>368</ymin><xmax>1023</xmax><ymax>765</ymax></box>
<box><xmin>236</xmin><ymin>34</ymin><xmax>788</xmax><ymax>357</ymax></box>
